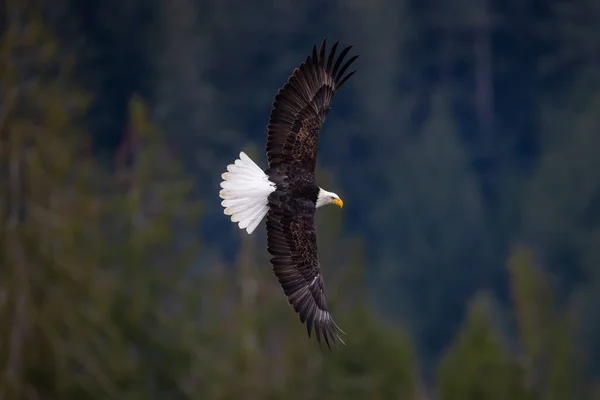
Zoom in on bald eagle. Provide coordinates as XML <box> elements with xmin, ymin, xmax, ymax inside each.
<box><xmin>219</xmin><ymin>39</ymin><xmax>358</xmax><ymax>348</ymax></box>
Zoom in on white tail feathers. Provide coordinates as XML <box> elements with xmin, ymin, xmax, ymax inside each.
<box><xmin>219</xmin><ymin>151</ymin><xmax>275</xmax><ymax>234</ymax></box>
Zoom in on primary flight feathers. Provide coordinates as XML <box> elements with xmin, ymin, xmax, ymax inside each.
<box><xmin>219</xmin><ymin>39</ymin><xmax>359</xmax><ymax>348</ymax></box>
<box><xmin>266</xmin><ymin>40</ymin><xmax>359</xmax><ymax>172</ymax></box>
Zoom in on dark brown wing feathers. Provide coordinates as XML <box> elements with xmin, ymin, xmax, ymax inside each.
<box><xmin>266</xmin><ymin>194</ymin><xmax>345</xmax><ymax>349</ymax></box>
<box><xmin>266</xmin><ymin>39</ymin><xmax>359</xmax><ymax>173</ymax></box>
<box><xmin>264</xmin><ymin>40</ymin><xmax>357</xmax><ymax>349</ymax></box>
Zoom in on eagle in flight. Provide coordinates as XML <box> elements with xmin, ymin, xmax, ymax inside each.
<box><xmin>219</xmin><ymin>39</ymin><xmax>359</xmax><ymax>348</ymax></box>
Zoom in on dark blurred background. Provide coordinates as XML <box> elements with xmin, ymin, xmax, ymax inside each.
<box><xmin>1</xmin><ymin>0</ymin><xmax>599</xmax><ymax>398</ymax></box>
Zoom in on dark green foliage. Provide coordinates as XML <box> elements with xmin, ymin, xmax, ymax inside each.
<box><xmin>508</xmin><ymin>246</ymin><xmax>584</xmax><ymax>400</ymax></box>
<box><xmin>437</xmin><ymin>292</ymin><xmax>530</xmax><ymax>400</ymax></box>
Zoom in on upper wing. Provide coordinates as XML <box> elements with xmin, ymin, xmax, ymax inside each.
<box><xmin>266</xmin><ymin>39</ymin><xmax>359</xmax><ymax>174</ymax></box>
<box><xmin>266</xmin><ymin>193</ymin><xmax>344</xmax><ymax>348</ymax></box>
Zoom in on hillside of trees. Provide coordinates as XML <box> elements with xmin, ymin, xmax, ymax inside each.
<box><xmin>2</xmin><ymin>0</ymin><xmax>600</xmax><ymax>398</ymax></box>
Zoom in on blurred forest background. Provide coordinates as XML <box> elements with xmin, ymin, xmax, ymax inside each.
<box><xmin>1</xmin><ymin>0</ymin><xmax>599</xmax><ymax>398</ymax></box>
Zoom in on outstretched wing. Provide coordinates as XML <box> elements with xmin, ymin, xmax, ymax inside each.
<box><xmin>266</xmin><ymin>39</ymin><xmax>359</xmax><ymax>174</ymax></box>
<box><xmin>266</xmin><ymin>193</ymin><xmax>344</xmax><ymax>348</ymax></box>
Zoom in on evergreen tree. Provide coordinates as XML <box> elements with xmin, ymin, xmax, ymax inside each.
<box><xmin>104</xmin><ymin>95</ymin><xmax>203</xmax><ymax>398</ymax></box>
<box><xmin>372</xmin><ymin>90</ymin><xmax>494</xmax><ymax>369</ymax></box>
<box><xmin>507</xmin><ymin>245</ymin><xmax>583</xmax><ymax>400</ymax></box>
<box><xmin>437</xmin><ymin>292</ymin><xmax>529</xmax><ymax>400</ymax></box>
<box><xmin>521</xmin><ymin>1</ymin><xmax>600</xmax><ymax>375</ymax></box>
<box><xmin>0</xmin><ymin>3</ymin><xmax>123</xmax><ymax>397</ymax></box>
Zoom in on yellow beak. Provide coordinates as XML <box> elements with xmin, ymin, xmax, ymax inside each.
<box><xmin>332</xmin><ymin>198</ymin><xmax>344</xmax><ymax>208</ymax></box>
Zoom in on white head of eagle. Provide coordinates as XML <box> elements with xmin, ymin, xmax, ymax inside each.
<box><xmin>316</xmin><ymin>188</ymin><xmax>343</xmax><ymax>209</ymax></box>
<box><xmin>218</xmin><ymin>38</ymin><xmax>358</xmax><ymax>349</ymax></box>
